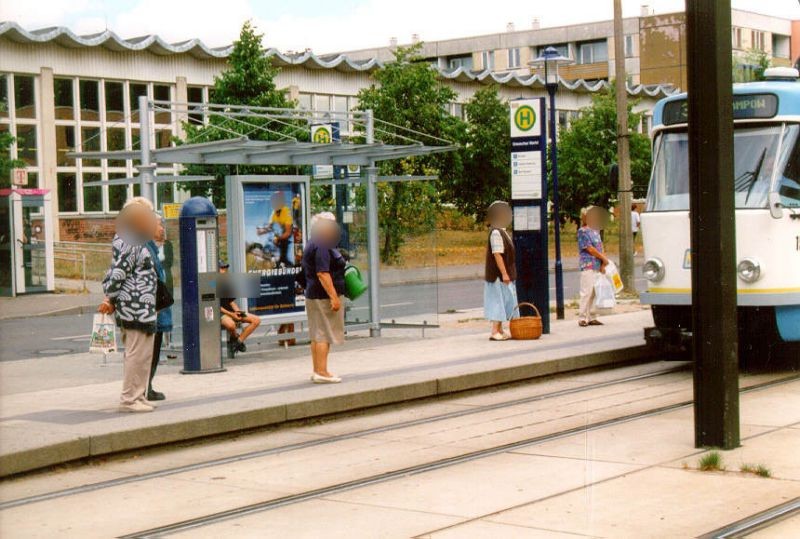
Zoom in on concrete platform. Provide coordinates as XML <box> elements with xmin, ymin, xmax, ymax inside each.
<box><xmin>0</xmin><ymin>309</ymin><xmax>658</xmax><ymax>478</ymax></box>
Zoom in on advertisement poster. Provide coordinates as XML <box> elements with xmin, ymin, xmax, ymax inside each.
<box><xmin>241</xmin><ymin>182</ymin><xmax>306</xmax><ymax>315</ymax></box>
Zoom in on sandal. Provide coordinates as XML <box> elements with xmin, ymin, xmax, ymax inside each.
<box><xmin>588</xmin><ymin>320</ymin><xmax>604</xmax><ymax>326</ymax></box>
<box><xmin>578</xmin><ymin>321</ymin><xmax>589</xmax><ymax>327</ymax></box>
<box><xmin>490</xmin><ymin>333</ymin><xmax>509</xmax><ymax>341</ymax></box>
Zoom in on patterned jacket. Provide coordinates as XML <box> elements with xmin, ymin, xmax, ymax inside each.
<box><xmin>102</xmin><ymin>235</ymin><xmax>157</xmax><ymax>333</ymax></box>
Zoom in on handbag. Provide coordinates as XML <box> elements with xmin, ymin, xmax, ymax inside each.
<box><xmin>156</xmin><ymin>280</ymin><xmax>174</xmax><ymax>311</ymax></box>
<box><xmin>593</xmin><ymin>273</ymin><xmax>617</xmax><ymax>310</ymax></box>
<box><xmin>90</xmin><ymin>313</ymin><xmax>117</xmax><ymax>353</ymax></box>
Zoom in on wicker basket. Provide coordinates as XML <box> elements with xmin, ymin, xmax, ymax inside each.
<box><xmin>509</xmin><ymin>302</ymin><xmax>543</xmax><ymax>340</ymax></box>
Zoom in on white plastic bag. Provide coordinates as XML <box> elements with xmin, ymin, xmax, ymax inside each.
<box><xmin>89</xmin><ymin>313</ymin><xmax>117</xmax><ymax>353</ymax></box>
<box><xmin>605</xmin><ymin>261</ymin><xmax>624</xmax><ymax>294</ymax></box>
<box><xmin>593</xmin><ymin>273</ymin><xmax>617</xmax><ymax>310</ymax></box>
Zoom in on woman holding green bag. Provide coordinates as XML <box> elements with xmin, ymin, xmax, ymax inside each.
<box><xmin>302</xmin><ymin>212</ymin><xmax>347</xmax><ymax>384</ymax></box>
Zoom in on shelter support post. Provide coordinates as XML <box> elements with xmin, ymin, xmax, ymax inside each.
<box><xmin>686</xmin><ymin>0</ymin><xmax>740</xmax><ymax>449</ymax></box>
<box><xmin>365</xmin><ymin>110</ymin><xmax>381</xmax><ymax>337</ymax></box>
<box><xmin>137</xmin><ymin>95</ymin><xmax>156</xmax><ymax>205</ymax></box>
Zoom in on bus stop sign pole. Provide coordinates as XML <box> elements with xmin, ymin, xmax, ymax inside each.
<box><xmin>686</xmin><ymin>0</ymin><xmax>740</xmax><ymax>449</ymax></box>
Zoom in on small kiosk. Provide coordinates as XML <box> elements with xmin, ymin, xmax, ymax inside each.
<box><xmin>0</xmin><ymin>188</ymin><xmax>55</xmax><ymax>296</ymax></box>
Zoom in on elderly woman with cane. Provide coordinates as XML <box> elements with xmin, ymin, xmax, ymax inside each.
<box><xmin>302</xmin><ymin>212</ymin><xmax>347</xmax><ymax>383</ymax></box>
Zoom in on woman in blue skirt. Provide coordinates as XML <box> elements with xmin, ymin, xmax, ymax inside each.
<box><xmin>484</xmin><ymin>201</ymin><xmax>518</xmax><ymax>341</ymax></box>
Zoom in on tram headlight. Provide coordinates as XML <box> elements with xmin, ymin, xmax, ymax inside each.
<box><xmin>737</xmin><ymin>258</ymin><xmax>761</xmax><ymax>283</ymax></box>
<box><xmin>643</xmin><ymin>258</ymin><xmax>665</xmax><ymax>282</ymax></box>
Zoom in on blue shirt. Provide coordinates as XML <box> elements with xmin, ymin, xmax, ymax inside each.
<box><xmin>578</xmin><ymin>227</ymin><xmax>604</xmax><ymax>271</ymax></box>
<box><xmin>302</xmin><ymin>241</ymin><xmax>346</xmax><ymax>300</ymax></box>
<box><xmin>146</xmin><ymin>240</ymin><xmax>173</xmax><ymax>333</ymax></box>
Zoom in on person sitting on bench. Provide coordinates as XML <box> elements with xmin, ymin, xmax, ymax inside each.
<box><xmin>219</xmin><ymin>261</ymin><xmax>261</xmax><ymax>354</ymax></box>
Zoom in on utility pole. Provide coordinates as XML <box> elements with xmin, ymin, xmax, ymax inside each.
<box><xmin>687</xmin><ymin>0</ymin><xmax>740</xmax><ymax>449</ymax></box>
<box><xmin>613</xmin><ymin>0</ymin><xmax>635</xmax><ymax>293</ymax></box>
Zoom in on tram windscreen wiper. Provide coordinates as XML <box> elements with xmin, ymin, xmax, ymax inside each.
<box><xmin>734</xmin><ymin>148</ymin><xmax>766</xmax><ymax>194</ymax></box>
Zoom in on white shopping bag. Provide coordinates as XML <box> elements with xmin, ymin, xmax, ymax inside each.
<box><xmin>605</xmin><ymin>261</ymin><xmax>624</xmax><ymax>294</ymax></box>
<box><xmin>89</xmin><ymin>313</ymin><xmax>117</xmax><ymax>353</ymax></box>
<box><xmin>593</xmin><ymin>273</ymin><xmax>617</xmax><ymax>310</ymax></box>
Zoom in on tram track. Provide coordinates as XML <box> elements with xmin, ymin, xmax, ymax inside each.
<box><xmin>701</xmin><ymin>496</ymin><xmax>800</xmax><ymax>538</ymax></box>
<box><xmin>0</xmin><ymin>364</ymin><xmax>689</xmax><ymax>511</ymax></box>
<box><xmin>117</xmin><ymin>372</ymin><xmax>800</xmax><ymax>539</ymax></box>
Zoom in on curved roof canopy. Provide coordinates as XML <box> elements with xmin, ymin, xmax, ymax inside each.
<box><xmin>1</xmin><ymin>21</ymin><xmax>678</xmax><ymax>97</ymax></box>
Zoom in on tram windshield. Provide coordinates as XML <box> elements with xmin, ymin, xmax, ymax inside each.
<box><xmin>646</xmin><ymin>124</ymin><xmax>800</xmax><ymax>211</ymax></box>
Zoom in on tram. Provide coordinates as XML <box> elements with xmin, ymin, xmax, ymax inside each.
<box><xmin>641</xmin><ymin>67</ymin><xmax>800</xmax><ymax>358</ymax></box>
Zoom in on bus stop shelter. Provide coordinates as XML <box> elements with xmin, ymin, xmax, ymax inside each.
<box><xmin>68</xmin><ymin>98</ymin><xmax>457</xmax><ymax>337</ymax></box>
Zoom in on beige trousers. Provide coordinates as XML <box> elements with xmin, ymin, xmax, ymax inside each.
<box><xmin>120</xmin><ymin>329</ymin><xmax>155</xmax><ymax>405</ymax></box>
<box><xmin>578</xmin><ymin>269</ymin><xmax>599</xmax><ymax>323</ymax></box>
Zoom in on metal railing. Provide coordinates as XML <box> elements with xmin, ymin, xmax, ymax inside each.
<box><xmin>53</xmin><ymin>241</ymin><xmax>111</xmax><ymax>285</ymax></box>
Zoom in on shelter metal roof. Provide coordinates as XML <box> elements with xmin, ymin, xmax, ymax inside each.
<box><xmin>67</xmin><ymin>136</ymin><xmax>457</xmax><ymax>167</ymax></box>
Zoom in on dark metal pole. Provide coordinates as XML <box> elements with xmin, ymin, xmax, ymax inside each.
<box><xmin>686</xmin><ymin>0</ymin><xmax>740</xmax><ymax>449</ymax></box>
<box><xmin>548</xmin><ymin>85</ymin><xmax>565</xmax><ymax>320</ymax></box>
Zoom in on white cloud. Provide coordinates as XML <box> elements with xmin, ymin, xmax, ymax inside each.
<box><xmin>112</xmin><ymin>0</ymin><xmax>252</xmax><ymax>45</ymax></box>
<box><xmin>0</xmin><ymin>0</ymin><xmax>98</xmax><ymax>28</ymax></box>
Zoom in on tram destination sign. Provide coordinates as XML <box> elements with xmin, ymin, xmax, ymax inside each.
<box><xmin>663</xmin><ymin>93</ymin><xmax>778</xmax><ymax>125</ymax></box>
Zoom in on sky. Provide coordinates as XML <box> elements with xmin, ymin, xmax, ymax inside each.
<box><xmin>1</xmin><ymin>0</ymin><xmax>799</xmax><ymax>53</ymax></box>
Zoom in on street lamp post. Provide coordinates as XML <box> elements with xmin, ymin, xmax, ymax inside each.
<box><xmin>531</xmin><ymin>47</ymin><xmax>571</xmax><ymax>320</ymax></box>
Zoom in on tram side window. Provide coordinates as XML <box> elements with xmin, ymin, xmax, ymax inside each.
<box><xmin>779</xmin><ymin>127</ymin><xmax>800</xmax><ymax>208</ymax></box>
<box><xmin>647</xmin><ymin>132</ymin><xmax>690</xmax><ymax>211</ymax></box>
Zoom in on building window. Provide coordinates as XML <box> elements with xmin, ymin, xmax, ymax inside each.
<box><xmin>79</xmin><ymin>80</ymin><xmax>100</xmax><ymax>121</ymax></box>
<box><xmin>578</xmin><ymin>40</ymin><xmax>608</xmax><ymax>64</ymax></box>
<box><xmin>106</xmin><ymin>128</ymin><xmax>127</xmax><ymax>167</ymax></box>
<box><xmin>14</xmin><ymin>75</ymin><xmax>36</xmax><ymax>120</ymax></box>
<box><xmin>508</xmin><ymin>48</ymin><xmax>521</xmax><ymax>68</ymax></box>
<box><xmin>480</xmin><ymin>51</ymin><xmax>495</xmax><ymax>71</ymax></box>
<box><xmin>448</xmin><ymin>55</ymin><xmax>473</xmax><ymax>71</ymax></box>
<box><xmin>625</xmin><ymin>35</ymin><xmax>634</xmax><ymax>58</ymax></box>
<box><xmin>108</xmin><ymin>173</ymin><xmax>129</xmax><ymax>212</ymax></box>
<box><xmin>15</xmin><ymin>124</ymin><xmax>37</xmax><ymax>166</ymax></box>
<box><xmin>558</xmin><ymin>110</ymin><xmax>568</xmax><ymax>133</ymax></box>
<box><xmin>732</xmin><ymin>27</ymin><xmax>743</xmax><ymax>49</ymax></box>
<box><xmin>297</xmin><ymin>93</ymin><xmax>312</xmax><ymax>111</ymax></box>
<box><xmin>751</xmin><ymin>30</ymin><xmax>766</xmax><ymax>51</ymax></box>
<box><xmin>55</xmin><ymin>125</ymin><xmax>75</xmax><ymax>166</ymax></box>
<box><xmin>105</xmin><ymin>81</ymin><xmax>125</xmax><ymax>122</ymax></box>
<box><xmin>0</xmin><ymin>74</ymin><xmax>8</xmax><ymax>118</ymax></box>
<box><xmin>80</xmin><ymin>127</ymin><xmax>101</xmax><ymax>167</ymax></box>
<box><xmin>54</xmin><ymin>78</ymin><xmax>74</xmax><ymax>120</ymax></box>
<box><xmin>82</xmin><ymin>172</ymin><xmax>103</xmax><ymax>213</ymax></box>
<box><xmin>452</xmin><ymin>103</ymin><xmax>464</xmax><ymax>119</ymax></box>
<box><xmin>187</xmin><ymin>86</ymin><xmax>205</xmax><ymax>124</ymax></box>
<box><xmin>153</xmin><ymin>85</ymin><xmax>171</xmax><ymax>123</ymax></box>
<box><xmin>772</xmin><ymin>34</ymin><xmax>790</xmax><ymax>58</ymax></box>
<box><xmin>57</xmin><ymin>172</ymin><xmax>78</xmax><ymax>213</ymax></box>
<box><xmin>155</xmin><ymin>129</ymin><xmax>172</xmax><ymax>149</ymax></box>
<box><xmin>129</xmin><ymin>83</ymin><xmax>148</xmax><ymax>115</ymax></box>
<box><xmin>157</xmin><ymin>181</ymin><xmax>174</xmax><ymax>206</ymax></box>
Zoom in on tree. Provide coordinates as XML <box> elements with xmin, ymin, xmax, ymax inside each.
<box><xmin>733</xmin><ymin>48</ymin><xmax>771</xmax><ymax>83</ymax></box>
<box><xmin>0</xmin><ymin>132</ymin><xmax>25</xmax><ymax>189</ymax></box>
<box><xmin>555</xmin><ymin>86</ymin><xmax>651</xmax><ymax>226</ymax></box>
<box><xmin>179</xmin><ymin>21</ymin><xmax>296</xmax><ymax>205</ymax></box>
<box><xmin>446</xmin><ymin>85</ymin><xmax>510</xmax><ymax>220</ymax></box>
<box><xmin>355</xmin><ymin>45</ymin><xmax>465</xmax><ymax>263</ymax></box>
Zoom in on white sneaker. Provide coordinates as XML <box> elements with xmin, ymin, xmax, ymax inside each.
<box><xmin>311</xmin><ymin>373</ymin><xmax>342</xmax><ymax>384</ymax></box>
<box><xmin>118</xmin><ymin>401</ymin><xmax>154</xmax><ymax>413</ymax></box>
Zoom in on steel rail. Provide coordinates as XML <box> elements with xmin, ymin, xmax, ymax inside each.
<box><xmin>117</xmin><ymin>372</ymin><xmax>800</xmax><ymax>539</ymax></box>
<box><xmin>0</xmin><ymin>365</ymin><xmax>687</xmax><ymax>511</ymax></box>
<box><xmin>700</xmin><ymin>496</ymin><xmax>800</xmax><ymax>538</ymax></box>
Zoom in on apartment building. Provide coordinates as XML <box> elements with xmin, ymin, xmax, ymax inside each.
<box><xmin>338</xmin><ymin>7</ymin><xmax>798</xmax><ymax>89</ymax></box>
